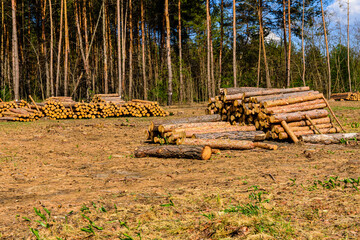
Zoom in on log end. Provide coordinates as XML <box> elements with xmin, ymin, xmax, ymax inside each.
<box><xmin>201</xmin><ymin>146</ymin><xmax>212</xmax><ymax>160</ymax></box>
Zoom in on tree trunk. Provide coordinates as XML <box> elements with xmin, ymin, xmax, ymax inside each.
<box><xmin>206</xmin><ymin>0</ymin><xmax>212</xmax><ymax>97</ymax></box>
<box><xmin>233</xmin><ymin>0</ymin><xmax>237</xmax><ymax>88</ymax></box>
<box><xmin>165</xmin><ymin>0</ymin><xmax>173</xmax><ymax>105</ymax></box>
<box><xmin>11</xmin><ymin>0</ymin><xmax>20</xmax><ymax>100</ymax></box>
<box><xmin>129</xmin><ymin>0</ymin><xmax>133</xmax><ymax>99</ymax></box>
<box><xmin>42</xmin><ymin>0</ymin><xmax>49</xmax><ymax>98</ymax></box>
<box><xmin>320</xmin><ymin>0</ymin><xmax>331</xmax><ymax>98</ymax></box>
<box><xmin>178</xmin><ymin>0</ymin><xmax>184</xmax><ymax>102</ymax></box>
<box><xmin>141</xmin><ymin>0</ymin><xmax>147</xmax><ymax>99</ymax></box>
<box><xmin>193</xmin><ymin>131</ymin><xmax>266</xmax><ymax>141</ymax></box>
<box><xmin>301</xmin><ymin>0</ymin><xmax>306</xmax><ymax>86</ymax></box>
<box><xmin>259</xmin><ymin>0</ymin><xmax>271</xmax><ymax>88</ymax></box>
<box><xmin>49</xmin><ymin>0</ymin><xmax>54</xmax><ymax>96</ymax></box>
<box><xmin>103</xmin><ymin>0</ymin><xmax>108</xmax><ymax>94</ymax></box>
<box><xmin>219</xmin><ymin>0</ymin><xmax>223</xmax><ymax>91</ymax></box>
<box><xmin>287</xmin><ymin>0</ymin><xmax>291</xmax><ymax>87</ymax></box>
<box><xmin>300</xmin><ymin>133</ymin><xmax>360</xmax><ymax>144</ymax></box>
<box><xmin>347</xmin><ymin>0</ymin><xmax>351</xmax><ymax>92</ymax></box>
<box><xmin>257</xmin><ymin>34</ymin><xmax>261</xmax><ymax>88</ymax></box>
<box><xmin>117</xmin><ymin>0</ymin><xmax>122</xmax><ymax>97</ymax></box>
<box><xmin>121</xmin><ymin>0</ymin><xmax>127</xmax><ymax>98</ymax></box>
<box><xmin>1</xmin><ymin>0</ymin><xmax>4</xmax><ymax>90</ymax></box>
<box><xmin>269</xmin><ymin>109</ymin><xmax>329</xmax><ymax>124</ymax></box>
<box><xmin>55</xmin><ymin>0</ymin><xmax>64</xmax><ymax>96</ymax></box>
<box><xmin>282</xmin><ymin>0</ymin><xmax>288</xmax><ymax>87</ymax></box>
<box><xmin>63</xmin><ymin>0</ymin><xmax>69</xmax><ymax>96</ymax></box>
<box><xmin>182</xmin><ymin>138</ymin><xmax>255</xmax><ymax>150</ymax></box>
<box><xmin>135</xmin><ymin>145</ymin><xmax>212</xmax><ymax>160</ymax></box>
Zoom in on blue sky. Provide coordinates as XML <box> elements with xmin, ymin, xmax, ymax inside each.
<box><xmin>328</xmin><ymin>0</ymin><xmax>360</xmax><ymax>23</ymax></box>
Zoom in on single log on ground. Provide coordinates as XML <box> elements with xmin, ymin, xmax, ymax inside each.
<box><xmin>265</xmin><ymin>99</ymin><xmax>326</xmax><ymax>114</ymax></box>
<box><xmin>299</xmin><ymin>133</ymin><xmax>360</xmax><ymax>144</ymax></box>
<box><xmin>192</xmin><ymin>131</ymin><xmax>266</xmax><ymax>141</ymax></box>
<box><xmin>134</xmin><ymin>145</ymin><xmax>212</xmax><ymax>160</ymax></box>
<box><xmin>281</xmin><ymin>121</ymin><xmax>299</xmax><ymax>143</ymax></box>
<box><xmin>158</xmin><ymin>121</ymin><xmax>230</xmax><ymax>133</ymax></box>
<box><xmin>269</xmin><ymin>109</ymin><xmax>329</xmax><ymax>124</ymax></box>
<box><xmin>150</xmin><ymin>114</ymin><xmax>222</xmax><ymax>131</ymax></box>
<box><xmin>253</xmin><ymin>142</ymin><xmax>278</xmax><ymax>150</ymax></box>
<box><xmin>262</xmin><ymin>93</ymin><xmax>324</xmax><ymax>108</ymax></box>
<box><xmin>182</xmin><ymin>138</ymin><xmax>255</xmax><ymax>150</ymax></box>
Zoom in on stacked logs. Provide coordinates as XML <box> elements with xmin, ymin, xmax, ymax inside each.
<box><xmin>146</xmin><ymin>114</ymin><xmax>277</xmax><ymax>150</ymax></box>
<box><xmin>0</xmin><ymin>100</ymin><xmax>43</xmax><ymax>122</ymax></box>
<box><xmin>207</xmin><ymin>87</ymin><xmax>341</xmax><ymax>141</ymax></box>
<box><xmin>331</xmin><ymin>92</ymin><xmax>360</xmax><ymax>101</ymax></box>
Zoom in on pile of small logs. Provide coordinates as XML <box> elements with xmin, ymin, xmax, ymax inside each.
<box><xmin>0</xmin><ymin>108</ymin><xmax>43</xmax><ymax>122</ymax></box>
<box><xmin>92</xmin><ymin>94</ymin><xmax>125</xmax><ymax>105</ymax></box>
<box><xmin>331</xmin><ymin>92</ymin><xmax>360</xmax><ymax>101</ymax></box>
<box><xmin>207</xmin><ymin>87</ymin><xmax>344</xmax><ymax>142</ymax></box>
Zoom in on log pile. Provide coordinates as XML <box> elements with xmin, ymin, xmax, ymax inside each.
<box><xmin>331</xmin><ymin>92</ymin><xmax>360</xmax><ymax>101</ymax></box>
<box><xmin>92</xmin><ymin>94</ymin><xmax>125</xmax><ymax>105</ymax></box>
<box><xmin>145</xmin><ymin>114</ymin><xmax>277</xmax><ymax>150</ymax></box>
<box><xmin>206</xmin><ymin>87</ymin><xmax>342</xmax><ymax>141</ymax></box>
<box><xmin>0</xmin><ymin>107</ymin><xmax>43</xmax><ymax>122</ymax></box>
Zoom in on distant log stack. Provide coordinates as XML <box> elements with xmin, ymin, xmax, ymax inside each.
<box><xmin>206</xmin><ymin>87</ymin><xmax>342</xmax><ymax>141</ymax></box>
<box><xmin>331</xmin><ymin>92</ymin><xmax>360</xmax><ymax>101</ymax></box>
<box><xmin>92</xmin><ymin>94</ymin><xmax>126</xmax><ymax>105</ymax></box>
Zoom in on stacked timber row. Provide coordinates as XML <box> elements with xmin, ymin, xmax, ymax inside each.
<box><xmin>207</xmin><ymin>87</ymin><xmax>342</xmax><ymax>141</ymax></box>
<box><xmin>146</xmin><ymin>114</ymin><xmax>278</xmax><ymax>150</ymax></box>
<box><xmin>331</xmin><ymin>92</ymin><xmax>360</xmax><ymax>101</ymax></box>
<box><xmin>0</xmin><ymin>100</ymin><xmax>43</xmax><ymax>122</ymax></box>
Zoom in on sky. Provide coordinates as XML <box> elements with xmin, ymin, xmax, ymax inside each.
<box><xmin>328</xmin><ymin>0</ymin><xmax>360</xmax><ymax>24</ymax></box>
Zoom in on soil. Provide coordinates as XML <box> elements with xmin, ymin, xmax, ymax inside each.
<box><xmin>0</xmin><ymin>101</ymin><xmax>360</xmax><ymax>239</ymax></box>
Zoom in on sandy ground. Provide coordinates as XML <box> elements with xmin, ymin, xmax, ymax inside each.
<box><xmin>0</xmin><ymin>101</ymin><xmax>359</xmax><ymax>239</ymax></box>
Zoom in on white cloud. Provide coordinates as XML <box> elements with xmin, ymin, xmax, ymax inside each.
<box><xmin>328</xmin><ymin>0</ymin><xmax>360</xmax><ymax>22</ymax></box>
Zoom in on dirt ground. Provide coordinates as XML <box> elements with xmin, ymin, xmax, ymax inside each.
<box><xmin>0</xmin><ymin>101</ymin><xmax>360</xmax><ymax>239</ymax></box>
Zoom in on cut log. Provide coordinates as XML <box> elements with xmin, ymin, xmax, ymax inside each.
<box><xmin>221</xmin><ymin>87</ymin><xmax>268</xmax><ymax>95</ymax></box>
<box><xmin>305</xmin><ymin>115</ymin><xmax>322</xmax><ymax>134</ymax></box>
<box><xmin>253</xmin><ymin>142</ymin><xmax>278</xmax><ymax>150</ymax></box>
<box><xmin>253</xmin><ymin>90</ymin><xmax>318</xmax><ymax>103</ymax></box>
<box><xmin>150</xmin><ymin>114</ymin><xmax>222</xmax><ymax>131</ymax></box>
<box><xmin>269</xmin><ymin>109</ymin><xmax>329</xmax><ymax>124</ymax></box>
<box><xmin>182</xmin><ymin>138</ymin><xmax>255</xmax><ymax>150</ymax></box>
<box><xmin>177</xmin><ymin>125</ymin><xmax>257</xmax><ymax>138</ymax></box>
<box><xmin>134</xmin><ymin>145</ymin><xmax>212</xmax><ymax>160</ymax></box>
<box><xmin>321</xmin><ymin>96</ymin><xmax>346</xmax><ymax>133</ymax></box>
<box><xmin>265</xmin><ymin>99</ymin><xmax>326</xmax><ymax>114</ymax></box>
<box><xmin>192</xmin><ymin>131</ymin><xmax>266</xmax><ymax>141</ymax></box>
<box><xmin>281</xmin><ymin>121</ymin><xmax>299</xmax><ymax>143</ymax></box>
<box><xmin>287</xmin><ymin>117</ymin><xmax>331</xmax><ymax>127</ymax></box>
<box><xmin>299</xmin><ymin>133</ymin><xmax>360</xmax><ymax>144</ymax></box>
<box><xmin>272</xmin><ymin>123</ymin><xmax>334</xmax><ymax>134</ymax></box>
<box><xmin>158</xmin><ymin>121</ymin><xmax>230</xmax><ymax>133</ymax></box>
<box><xmin>262</xmin><ymin>93</ymin><xmax>324</xmax><ymax>108</ymax></box>
<box><xmin>277</xmin><ymin>127</ymin><xmax>341</xmax><ymax>139</ymax></box>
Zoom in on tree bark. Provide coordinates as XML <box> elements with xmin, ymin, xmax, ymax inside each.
<box><xmin>182</xmin><ymin>138</ymin><xmax>255</xmax><ymax>150</ymax></box>
<box><xmin>165</xmin><ymin>0</ymin><xmax>173</xmax><ymax>105</ymax></box>
<box><xmin>63</xmin><ymin>0</ymin><xmax>69</xmax><ymax>96</ymax></box>
<box><xmin>233</xmin><ymin>0</ymin><xmax>237</xmax><ymax>88</ymax></box>
<box><xmin>141</xmin><ymin>0</ymin><xmax>147</xmax><ymax>99</ymax></box>
<box><xmin>55</xmin><ymin>0</ymin><xmax>64</xmax><ymax>96</ymax></box>
<box><xmin>265</xmin><ymin>99</ymin><xmax>326</xmax><ymax>114</ymax></box>
<box><xmin>269</xmin><ymin>109</ymin><xmax>329</xmax><ymax>124</ymax></box>
<box><xmin>49</xmin><ymin>0</ymin><xmax>54</xmax><ymax>96</ymax></box>
<box><xmin>262</xmin><ymin>93</ymin><xmax>323</xmax><ymax>108</ymax></box>
<box><xmin>258</xmin><ymin>0</ymin><xmax>270</xmax><ymax>88</ymax></box>
<box><xmin>193</xmin><ymin>131</ymin><xmax>266</xmax><ymax>141</ymax></box>
<box><xmin>281</xmin><ymin>120</ymin><xmax>299</xmax><ymax>143</ymax></box>
<box><xmin>300</xmin><ymin>133</ymin><xmax>360</xmax><ymax>144</ymax></box>
<box><xmin>135</xmin><ymin>145</ymin><xmax>212</xmax><ymax>160</ymax></box>
<box><xmin>158</xmin><ymin>121</ymin><xmax>231</xmax><ymax>133</ymax></box>
<box><xmin>178</xmin><ymin>0</ymin><xmax>184</xmax><ymax>102</ymax></box>
<box><xmin>347</xmin><ymin>0</ymin><xmax>351</xmax><ymax>92</ymax></box>
<box><xmin>117</xmin><ymin>0</ymin><xmax>122</xmax><ymax>97</ymax></box>
<box><xmin>129</xmin><ymin>0</ymin><xmax>133</xmax><ymax>99</ymax></box>
<box><xmin>11</xmin><ymin>0</ymin><xmax>20</xmax><ymax>100</ymax></box>
<box><xmin>219</xmin><ymin>0</ymin><xmax>223</xmax><ymax>91</ymax></box>
<box><xmin>206</xmin><ymin>0</ymin><xmax>212</xmax><ymax>96</ymax></box>
<box><xmin>287</xmin><ymin>0</ymin><xmax>291</xmax><ymax>87</ymax></box>
<box><xmin>103</xmin><ymin>0</ymin><xmax>108</xmax><ymax>94</ymax></box>
<box><xmin>301</xmin><ymin>0</ymin><xmax>306</xmax><ymax>86</ymax></box>
<box><xmin>121</xmin><ymin>0</ymin><xmax>127</xmax><ymax>98</ymax></box>
<box><xmin>282</xmin><ymin>0</ymin><xmax>288</xmax><ymax>87</ymax></box>
<box><xmin>320</xmin><ymin>0</ymin><xmax>331</xmax><ymax>98</ymax></box>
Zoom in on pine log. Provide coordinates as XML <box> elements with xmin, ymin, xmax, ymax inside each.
<box><xmin>176</xmin><ymin>125</ymin><xmax>257</xmax><ymax>138</ymax></box>
<box><xmin>253</xmin><ymin>142</ymin><xmax>278</xmax><ymax>150</ymax></box>
<box><xmin>305</xmin><ymin>115</ymin><xmax>322</xmax><ymax>134</ymax></box>
<box><xmin>243</xmin><ymin>87</ymin><xmax>310</xmax><ymax>98</ymax></box>
<box><xmin>182</xmin><ymin>138</ymin><xmax>255</xmax><ymax>150</ymax></box>
<box><xmin>286</xmin><ymin>117</ymin><xmax>331</xmax><ymax>127</ymax></box>
<box><xmin>158</xmin><ymin>121</ymin><xmax>230</xmax><ymax>133</ymax></box>
<box><xmin>265</xmin><ymin>98</ymin><xmax>325</xmax><ymax>113</ymax></box>
<box><xmin>281</xmin><ymin>121</ymin><xmax>299</xmax><ymax>143</ymax></box>
<box><xmin>134</xmin><ymin>145</ymin><xmax>212</xmax><ymax>160</ymax></box>
<box><xmin>272</xmin><ymin>123</ymin><xmax>334</xmax><ymax>134</ymax></box>
<box><xmin>266</xmin><ymin>102</ymin><xmax>326</xmax><ymax>115</ymax></box>
<box><xmin>251</xmin><ymin>91</ymin><xmax>318</xmax><ymax>103</ymax></box>
<box><xmin>221</xmin><ymin>87</ymin><xmax>268</xmax><ymax>95</ymax></box>
<box><xmin>192</xmin><ymin>131</ymin><xmax>266</xmax><ymax>141</ymax></box>
<box><xmin>278</xmin><ymin>127</ymin><xmax>341</xmax><ymax>139</ymax></box>
<box><xmin>299</xmin><ymin>133</ymin><xmax>360</xmax><ymax>144</ymax></box>
<box><xmin>150</xmin><ymin>114</ymin><xmax>222</xmax><ymax>131</ymax></box>
<box><xmin>269</xmin><ymin>109</ymin><xmax>329</xmax><ymax>124</ymax></box>
<box><xmin>321</xmin><ymin>96</ymin><xmax>346</xmax><ymax>133</ymax></box>
<box><xmin>262</xmin><ymin>93</ymin><xmax>324</xmax><ymax>108</ymax></box>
